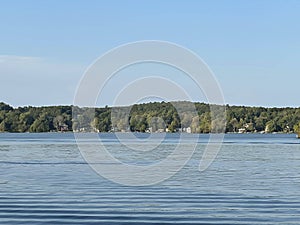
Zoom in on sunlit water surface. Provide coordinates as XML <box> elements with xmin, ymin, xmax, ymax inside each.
<box><xmin>1</xmin><ymin>133</ymin><xmax>300</xmax><ymax>224</ymax></box>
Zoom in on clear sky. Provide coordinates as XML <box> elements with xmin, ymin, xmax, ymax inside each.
<box><xmin>0</xmin><ymin>0</ymin><xmax>299</xmax><ymax>107</ymax></box>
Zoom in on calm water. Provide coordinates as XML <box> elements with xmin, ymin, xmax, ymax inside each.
<box><xmin>1</xmin><ymin>133</ymin><xmax>300</xmax><ymax>224</ymax></box>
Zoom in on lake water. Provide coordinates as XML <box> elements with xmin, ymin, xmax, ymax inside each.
<box><xmin>1</xmin><ymin>133</ymin><xmax>300</xmax><ymax>224</ymax></box>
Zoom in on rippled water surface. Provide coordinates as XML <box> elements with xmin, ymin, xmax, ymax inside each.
<box><xmin>1</xmin><ymin>133</ymin><xmax>300</xmax><ymax>224</ymax></box>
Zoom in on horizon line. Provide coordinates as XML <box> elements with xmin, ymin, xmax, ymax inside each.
<box><xmin>1</xmin><ymin>101</ymin><xmax>299</xmax><ymax>109</ymax></box>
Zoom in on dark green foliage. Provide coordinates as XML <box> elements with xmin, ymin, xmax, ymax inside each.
<box><xmin>0</xmin><ymin>101</ymin><xmax>299</xmax><ymax>133</ymax></box>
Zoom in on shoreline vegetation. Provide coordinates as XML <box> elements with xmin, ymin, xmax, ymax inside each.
<box><xmin>0</xmin><ymin>101</ymin><xmax>300</xmax><ymax>134</ymax></box>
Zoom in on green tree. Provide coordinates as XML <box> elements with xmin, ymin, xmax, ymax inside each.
<box><xmin>294</xmin><ymin>122</ymin><xmax>300</xmax><ymax>133</ymax></box>
<box><xmin>0</xmin><ymin>120</ymin><xmax>10</xmax><ymax>132</ymax></box>
<box><xmin>265</xmin><ymin>120</ymin><xmax>276</xmax><ymax>133</ymax></box>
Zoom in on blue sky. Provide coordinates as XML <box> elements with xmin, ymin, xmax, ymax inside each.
<box><xmin>0</xmin><ymin>0</ymin><xmax>299</xmax><ymax>107</ymax></box>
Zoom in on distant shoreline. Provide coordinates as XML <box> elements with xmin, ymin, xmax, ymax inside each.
<box><xmin>1</xmin><ymin>101</ymin><xmax>300</xmax><ymax>134</ymax></box>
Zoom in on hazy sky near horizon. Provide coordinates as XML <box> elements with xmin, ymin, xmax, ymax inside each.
<box><xmin>0</xmin><ymin>0</ymin><xmax>299</xmax><ymax>107</ymax></box>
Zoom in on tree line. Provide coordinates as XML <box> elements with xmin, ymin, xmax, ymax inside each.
<box><xmin>0</xmin><ymin>101</ymin><xmax>300</xmax><ymax>133</ymax></box>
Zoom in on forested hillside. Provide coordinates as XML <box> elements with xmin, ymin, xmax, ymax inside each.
<box><xmin>0</xmin><ymin>102</ymin><xmax>299</xmax><ymax>133</ymax></box>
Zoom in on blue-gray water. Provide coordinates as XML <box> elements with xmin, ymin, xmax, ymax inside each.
<box><xmin>1</xmin><ymin>133</ymin><xmax>300</xmax><ymax>224</ymax></box>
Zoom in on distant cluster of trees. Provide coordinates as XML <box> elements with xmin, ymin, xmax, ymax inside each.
<box><xmin>0</xmin><ymin>102</ymin><xmax>72</xmax><ymax>133</ymax></box>
<box><xmin>0</xmin><ymin>101</ymin><xmax>300</xmax><ymax>133</ymax></box>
